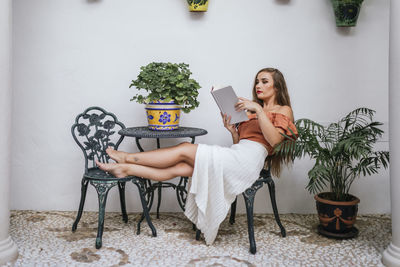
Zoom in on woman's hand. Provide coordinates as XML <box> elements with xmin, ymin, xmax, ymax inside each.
<box><xmin>221</xmin><ymin>112</ymin><xmax>237</xmax><ymax>134</ymax></box>
<box><xmin>235</xmin><ymin>97</ymin><xmax>262</xmax><ymax>113</ymax></box>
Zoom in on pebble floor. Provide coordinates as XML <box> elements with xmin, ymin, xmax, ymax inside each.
<box><xmin>3</xmin><ymin>211</ymin><xmax>391</xmax><ymax>266</ymax></box>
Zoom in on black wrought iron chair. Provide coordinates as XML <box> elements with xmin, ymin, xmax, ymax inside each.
<box><xmin>195</xmin><ymin>158</ymin><xmax>286</xmax><ymax>254</ymax></box>
<box><xmin>71</xmin><ymin>106</ymin><xmax>156</xmax><ymax>249</ymax></box>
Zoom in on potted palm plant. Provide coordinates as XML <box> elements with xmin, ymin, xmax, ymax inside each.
<box><xmin>276</xmin><ymin>107</ymin><xmax>389</xmax><ymax>238</ymax></box>
<box><xmin>130</xmin><ymin>62</ymin><xmax>201</xmax><ymax>131</ymax></box>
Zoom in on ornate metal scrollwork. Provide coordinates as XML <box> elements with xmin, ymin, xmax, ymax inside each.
<box><xmin>72</xmin><ymin>107</ymin><xmax>126</xmax><ymax>171</ymax></box>
<box><xmin>132</xmin><ymin>178</ymin><xmax>154</xmax><ymax>210</ymax></box>
<box><xmin>90</xmin><ymin>181</ymin><xmax>118</xmax><ymax>196</ymax></box>
<box><xmin>176</xmin><ymin>177</ymin><xmax>189</xmax><ymax>211</ymax></box>
<box><xmin>243</xmin><ymin>178</ymin><xmax>265</xmax><ymax>201</ymax></box>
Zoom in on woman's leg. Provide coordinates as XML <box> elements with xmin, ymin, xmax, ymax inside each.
<box><xmin>108</xmin><ymin>142</ymin><xmax>198</xmax><ymax>168</ymax></box>
<box><xmin>96</xmin><ymin>161</ymin><xmax>194</xmax><ymax>181</ymax></box>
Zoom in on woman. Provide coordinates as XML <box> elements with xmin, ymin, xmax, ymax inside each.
<box><xmin>96</xmin><ymin>68</ymin><xmax>297</xmax><ymax>245</ymax></box>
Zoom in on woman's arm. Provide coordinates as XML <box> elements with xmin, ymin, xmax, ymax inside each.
<box><xmin>221</xmin><ymin>113</ymin><xmax>239</xmax><ymax>144</ymax></box>
<box><xmin>235</xmin><ymin>98</ymin><xmax>293</xmax><ymax>148</ymax></box>
<box><xmin>255</xmin><ymin>106</ymin><xmax>292</xmax><ymax>147</ymax></box>
<box><xmin>231</xmin><ymin>132</ymin><xmax>239</xmax><ymax>144</ymax></box>
<box><xmin>215</xmin><ymin>85</ymin><xmax>240</xmax><ymax>144</ymax></box>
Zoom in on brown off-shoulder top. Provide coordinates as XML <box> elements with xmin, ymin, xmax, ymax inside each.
<box><xmin>237</xmin><ymin>112</ymin><xmax>298</xmax><ymax>155</ymax></box>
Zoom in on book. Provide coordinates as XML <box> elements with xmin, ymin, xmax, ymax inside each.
<box><xmin>211</xmin><ymin>85</ymin><xmax>249</xmax><ymax>124</ymax></box>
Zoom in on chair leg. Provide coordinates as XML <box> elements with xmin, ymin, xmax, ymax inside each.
<box><xmin>267</xmin><ymin>178</ymin><xmax>286</xmax><ymax>237</ymax></box>
<box><xmin>133</xmin><ymin>179</ymin><xmax>157</xmax><ymax>237</ymax></box>
<box><xmin>92</xmin><ymin>181</ymin><xmax>117</xmax><ymax>249</ymax></box>
<box><xmin>117</xmin><ymin>181</ymin><xmax>128</xmax><ymax>223</ymax></box>
<box><xmin>243</xmin><ymin>189</ymin><xmax>257</xmax><ymax>254</ymax></box>
<box><xmin>137</xmin><ymin>213</ymin><xmax>145</xmax><ymax>235</ymax></box>
<box><xmin>195</xmin><ymin>229</ymin><xmax>201</xmax><ymax>240</ymax></box>
<box><xmin>156</xmin><ymin>183</ymin><xmax>162</xmax><ymax>219</ymax></box>
<box><xmin>72</xmin><ymin>178</ymin><xmax>89</xmax><ymax>232</ymax></box>
<box><xmin>229</xmin><ymin>197</ymin><xmax>237</xmax><ymax>225</ymax></box>
<box><xmin>145</xmin><ymin>179</ymin><xmax>155</xmax><ymax>212</ymax></box>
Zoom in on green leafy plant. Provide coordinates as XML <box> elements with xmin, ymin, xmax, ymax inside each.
<box><xmin>130</xmin><ymin>62</ymin><xmax>201</xmax><ymax>113</ymax></box>
<box><xmin>275</xmin><ymin>107</ymin><xmax>389</xmax><ymax>201</ymax></box>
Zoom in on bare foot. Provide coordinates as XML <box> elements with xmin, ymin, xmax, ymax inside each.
<box><xmin>106</xmin><ymin>147</ymin><xmax>128</xmax><ymax>163</ymax></box>
<box><xmin>96</xmin><ymin>161</ymin><xmax>129</xmax><ymax>178</ymax></box>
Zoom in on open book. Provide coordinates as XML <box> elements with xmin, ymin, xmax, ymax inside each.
<box><xmin>211</xmin><ymin>86</ymin><xmax>248</xmax><ymax>124</ymax></box>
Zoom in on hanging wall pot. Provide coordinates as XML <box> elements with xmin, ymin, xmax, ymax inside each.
<box><xmin>187</xmin><ymin>0</ymin><xmax>209</xmax><ymax>12</ymax></box>
<box><xmin>330</xmin><ymin>0</ymin><xmax>364</xmax><ymax>27</ymax></box>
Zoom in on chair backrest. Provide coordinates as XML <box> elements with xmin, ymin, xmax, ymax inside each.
<box><xmin>71</xmin><ymin>106</ymin><xmax>126</xmax><ymax>172</ymax></box>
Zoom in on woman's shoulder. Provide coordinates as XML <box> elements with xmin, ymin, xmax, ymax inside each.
<box><xmin>269</xmin><ymin>105</ymin><xmax>293</xmax><ymax>121</ymax></box>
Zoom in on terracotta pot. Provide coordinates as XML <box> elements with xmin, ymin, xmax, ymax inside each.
<box><xmin>330</xmin><ymin>0</ymin><xmax>364</xmax><ymax>27</ymax></box>
<box><xmin>314</xmin><ymin>192</ymin><xmax>360</xmax><ymax>238</ymax></box>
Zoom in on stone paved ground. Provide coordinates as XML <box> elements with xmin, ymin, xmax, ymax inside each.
<box><xmin>2</xmin><ymin>211</ymin><xmax>391</xmax><ymax>266</ymax></box>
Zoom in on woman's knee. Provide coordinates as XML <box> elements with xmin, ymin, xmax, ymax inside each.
<box><xmin>178</xmin><ymin>141</ymin><xmax>191</xmax><ymax>149</ymax></box>
<box><xmin>171</xmin><ymin>162</ymin><xmax>193</xmax><ymax>177</ymax></box>
<box><xmin>177</xmin><ymin>142</ymin><xmax>197</xmax><ymax>164</ymax></box>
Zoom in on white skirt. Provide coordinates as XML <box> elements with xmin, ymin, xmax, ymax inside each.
<box><xmin>184</xmin><ymin>139</ymin><xmax>268</xmax><ymax>245</ymax></box>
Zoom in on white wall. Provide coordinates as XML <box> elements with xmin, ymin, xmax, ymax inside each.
<box><xmin>11</xmin><ymin>0</ymin><xmax>390</xmax><ymax>214</ymax></box>
<box><xmin>1</xmin><ymin>0</ymin><xmax>12</xmax><ymax>239</ymax></box>
<box><xmin>1</xmin><ymin>1</ymin><xmax>19</xmax><ymax>265</ymax></box>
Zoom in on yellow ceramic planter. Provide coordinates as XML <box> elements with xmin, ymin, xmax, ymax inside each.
<box><xmin>145</xmin><ymin>100</ymin><xmax>181</xmax><ymax>131</ymax></box>
<box><xmin>187</xmin><ymin>0</ymin><xmax>208</xmax><ymax>12</ymax></box>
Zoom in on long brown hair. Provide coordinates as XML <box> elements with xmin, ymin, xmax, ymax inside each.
<box><xmin>252</xmin><ymin>68</ymin><xmax>293</xmax><ymax>177</ymax></box>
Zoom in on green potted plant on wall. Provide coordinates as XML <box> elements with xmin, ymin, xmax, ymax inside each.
<box><xmin>130</xmin><ymin>62</ymin><xmax>201</xmax><ymax>131</ymax></box>
<box><xmin>330</xmin><ymin>0</ymin><xmax>364</xmax><ymax>27</ymax></box>
<box><xmin>276</xmin><ymin>107</ymin><xmax>389</xmax><ymax>238</ymax></box>
<box><xmin>186</xmin><ymin>0</ymin><xmax>209</xmax><ymax>12</ymax></box>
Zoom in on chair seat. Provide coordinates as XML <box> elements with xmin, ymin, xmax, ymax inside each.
<box><xmin>84</xmin><ymin>167</ymin><xmax>132</xmax><ymax>182</ymax></box>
